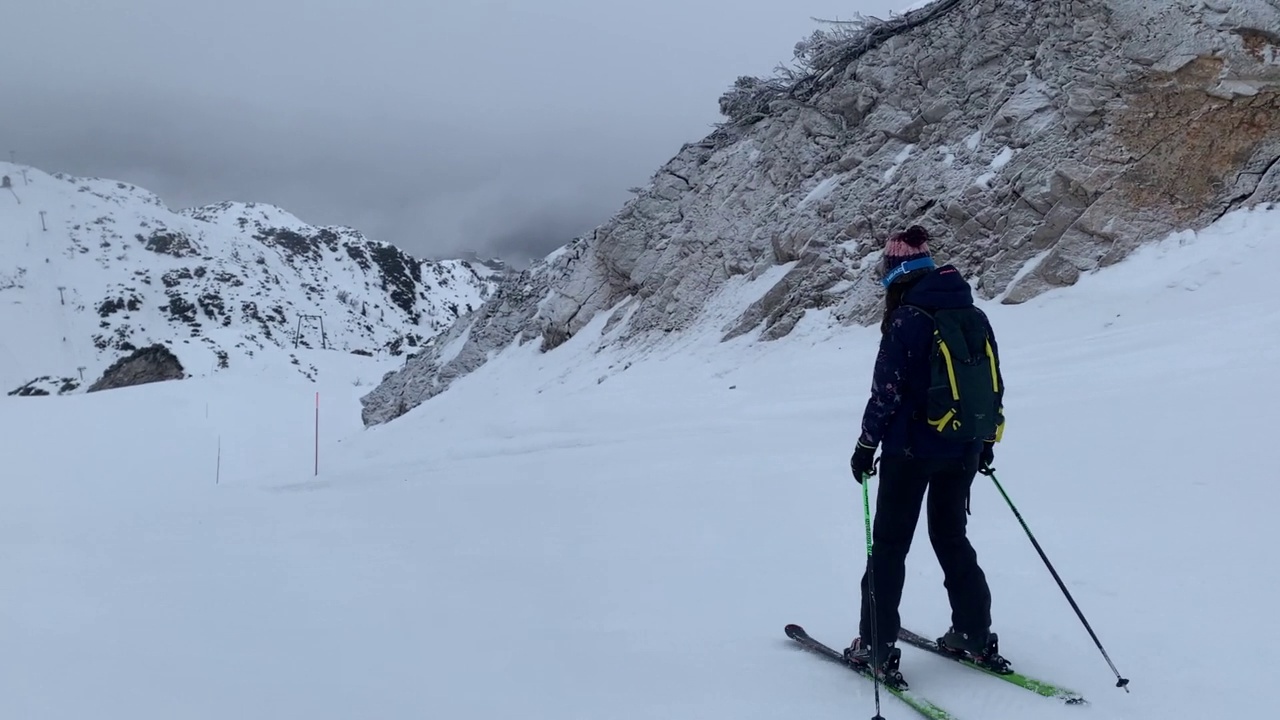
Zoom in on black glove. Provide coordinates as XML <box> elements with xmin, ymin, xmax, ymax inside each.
<box><xmin>850</xmin><ymin>441</ymin><xmax>878</xmax><ymax>483</ymax></box>
<box><xmin>978</xmin><ymin>441</ymin><xmax>995</xmax><ymax>476</ymax></box>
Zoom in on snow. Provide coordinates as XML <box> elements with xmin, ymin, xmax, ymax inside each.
<box><xmin>540</xmin><ymin>243</ymin><xmax>570</xmax><ymax>265</ymax></box>
<box><xmin>997</xmin><ymin>247</ymin><xmax>1053</xmax><ymax>302</ymax></box>
<box><xmin>797</xmin><ymin>174</ymin><xmax>844</xmax><ymax>210</ymax></box>
<box><xmin>990</xmin><ymin>146</ymin><xmax>1015</xmax><ymax>169</ymax></box>
<box><xmin>964</xmin><ymin>130</ymin><xmax>983</xmax><ymax>151</ymax></box>
<box><xmin>435</xmin><ymin>323</ymin><xmax>472</xmax><ymax>366</ymax></box>
<box><xmin>708</xmin><ymin>260</ymin><xmax>798</xmax><ymax>329</ymax></box>
<box><xmin>883</xmin><ymin>144</ymin><xmax>917</xmax><ymax>181</ymax></box>
<box><xmin>3</xmin><ymin>204</ymin><xmax>1280</xmax><ymax>719</ymax></box>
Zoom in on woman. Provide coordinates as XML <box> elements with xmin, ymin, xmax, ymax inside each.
<box><xmin>844</xmin><ymin>225</ymin><xmax>1008</xmax><ymax>687</ymax></box>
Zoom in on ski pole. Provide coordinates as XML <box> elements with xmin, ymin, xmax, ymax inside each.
<box><xmin>861</xmin><ymin>472</ymin><xmax>886</xmax><ymax>720</ymax></box>
<box><xmin>986</xmin><ymin>470</ymin><xmax>1130</xmax><ymax>691</ymax></box>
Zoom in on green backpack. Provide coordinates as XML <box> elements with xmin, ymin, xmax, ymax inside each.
<box><xmin>906</xmin><ymin>305</ymin><xmax>1004</xmax><ymax>443</ymax></box>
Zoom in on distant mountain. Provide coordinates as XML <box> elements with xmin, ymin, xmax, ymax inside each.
<box><xmin>0</xmin><ymin>162</ymin><xmax>502</xmax><ymax>394</ymax></box>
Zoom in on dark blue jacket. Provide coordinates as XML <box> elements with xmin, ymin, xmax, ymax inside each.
<box><xmin>858</xmin><ymin>265</ymin><xmax>1004</xmax><ymax>459</ymax></box>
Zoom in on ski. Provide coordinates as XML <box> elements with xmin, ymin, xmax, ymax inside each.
<box><xmin>785</xmin><ymin>624</ymin><xmax>962</xmax><ymax>720</ymax></box>
<box><xmin>897</xmin><ymin>628</ymin><xmax>1087</xmax><ymax>705</ymax></box>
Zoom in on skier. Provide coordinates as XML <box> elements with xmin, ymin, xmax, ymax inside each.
<box><xmin>845</xmin><ymin>224</ymin><xmax>1008</xmax><ymax>685</ymax></box>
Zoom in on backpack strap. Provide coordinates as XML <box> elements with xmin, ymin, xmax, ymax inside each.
<box><xmin>899</xmin><ymin>304</ymin><xmax>934</xmax><ymax>321</ymax></box>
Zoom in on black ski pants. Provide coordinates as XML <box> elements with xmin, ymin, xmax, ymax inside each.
<box><xmin>859</xmin><ymin>452</ymin><xmax>992</xmax><ymax>646</ymax></box>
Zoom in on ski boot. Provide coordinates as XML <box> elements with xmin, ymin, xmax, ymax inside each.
<box><xmin>937</xmin><ymin>627</ymin><xmax>1012</xmax><ymax>674</ymax></box>
<box><xmin>844</xmin><ymin>637</ymin><xmax>909</xmax><ymax>689</ymax></box>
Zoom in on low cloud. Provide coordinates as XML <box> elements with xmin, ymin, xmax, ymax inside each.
<box><xmin>1</xmin><ymin>0</ymin><xmax>901</xmax><ymax>262</ymax></box>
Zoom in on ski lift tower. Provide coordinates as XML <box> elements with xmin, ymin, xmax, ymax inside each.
<box><xmin>294</xmin><ymin>314</ymin><xmax>328</xmax><ymax>349</ymax></box>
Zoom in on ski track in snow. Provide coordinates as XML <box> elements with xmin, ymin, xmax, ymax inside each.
<box><xmin>1</xmin><ymin>205</ymin><xmax>1279</xmax><ymax>718</ymax></box>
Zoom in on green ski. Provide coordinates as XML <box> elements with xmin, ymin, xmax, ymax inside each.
<box><xmin>897</xmin><ymin>628</ymin><xmax>1086</xmax><ymax>704</ymax></box>
<box><xmin>785</xmin><ymin>624</ymin><xmax>962</xmax><ymax>720</ymax></box>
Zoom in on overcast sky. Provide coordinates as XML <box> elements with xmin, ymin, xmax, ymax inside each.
<box><xmin>2</xmin><ymin>0</ymin><xmax>902</xmax><ymax>265</ymax></box>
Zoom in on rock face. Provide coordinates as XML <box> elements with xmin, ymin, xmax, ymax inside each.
<box><xmin>361</xmin><ymin>0</ymin><xmax>1280</xmax><ymax>426</ymax></box>
<box><xmin>87</xmin><ymin>344</ymin><xmax>186</xmax><ymax>392</ymax></box>
<box><xmin>7</xmin><ymin>376</ymin><xmax>81</xmax><ymax>396</ymax></box>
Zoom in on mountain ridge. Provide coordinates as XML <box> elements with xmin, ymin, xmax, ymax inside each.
<box><xmin>0</xmin><ymin>161</ymin><xmax>504</xmax><ymax>394</ymax></box>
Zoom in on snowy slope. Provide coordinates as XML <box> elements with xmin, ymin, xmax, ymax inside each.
<box><xmin>0</xmin><ymin>161</ymin><xmax>499</xmax><ymax>393</ymax></box>
<box><xmin>1</xmin><ymin>204</ymin><xmax>1277</xmax><ymax>719</ymax></box>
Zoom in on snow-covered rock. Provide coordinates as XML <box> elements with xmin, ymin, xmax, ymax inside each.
<box><xmin>0</xmin><ymin>163</ymin><xmax>503</xmax><ymax>394</ymax></box>
<box><xmin>360</xmin><ymin>0</ymin><xmax>1280</xmax><ymax>425</ymax></box>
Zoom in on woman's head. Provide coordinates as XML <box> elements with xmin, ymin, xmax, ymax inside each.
<box><xmin>881</xmin><ymin>225</ymin><xmax>934</xmax><ymax>287</ymax></box>
<box><xmin>879</xmin><ymin>225</ymin><xmax>936</xmax><ymax>333</ymax></box>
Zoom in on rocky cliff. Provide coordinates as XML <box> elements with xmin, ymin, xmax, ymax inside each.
<box><xmin>360</xmin><ymin>0</ymin><xmax>1280</xmax><ymax>426</ymax></box>
<box><xmin>85</xmin><ymin>344</ymin><xmax>186</xmax><ymax>392</ymax></box>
